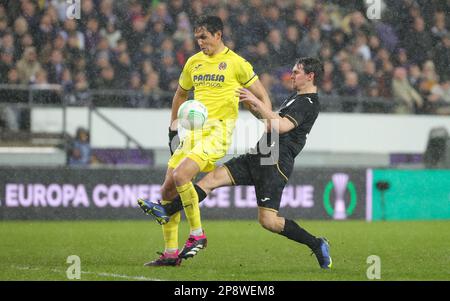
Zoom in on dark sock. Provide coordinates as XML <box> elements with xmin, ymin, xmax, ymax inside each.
<box><xmin>279</xmin><ymin>219</ymin><xmax>320</xmax><ymax>250</ymax></box>
<box><xmin>164</xmin><ymin>184</ymin><xmax>207</xmax><ymax>216</ymax></box>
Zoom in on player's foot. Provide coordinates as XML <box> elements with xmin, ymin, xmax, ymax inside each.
<box><xmin>311</xmin><ymin>237</ymin><xmax>332</xmax><ymax>269</ymax></box>
<box><xmin>137</xmin><ymin>198</ymin><xmax>169</xmax><ymax>225</ymax></box>
<box><xmin>179</xmin><ymin>232</ymin><xmax>207</xmax><ymax>259</ymax></box>
<box><xmin>144</xmin><ymin>251</ymin><xmax>181</xmax><ymax>267</ymax></box>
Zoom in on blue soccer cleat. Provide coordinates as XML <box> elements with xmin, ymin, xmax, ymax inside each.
<box><xmin>311</xmin><ymin>237</ymin><xmax>332</xmax><ymax>269</ymax></box>
<box><xmin>137</xmin><ymin>199</ymin><xmax>170</xmax><ymax>225</ymax></box>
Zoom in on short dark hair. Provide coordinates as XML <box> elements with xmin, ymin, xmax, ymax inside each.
<box><xmin>194</xmin><ymin>16</ymin><xmax>224</xmax><ymax>36</ymax></box>
<box><xmin>296</xmin><ymin>57</ymin><xmax>324</xmax><ymax>86</ymax></box>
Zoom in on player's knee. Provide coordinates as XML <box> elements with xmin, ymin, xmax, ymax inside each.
<box><xmin>172</xmin><ymin>168</ymin><xmax>190</xmax><ymax>186</ymax></box>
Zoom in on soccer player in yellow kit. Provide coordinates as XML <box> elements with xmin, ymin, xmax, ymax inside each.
<box><xmin>138</xmin><ymin>16</ymin><xmax>270</xmax><ymax>266</ymax></box>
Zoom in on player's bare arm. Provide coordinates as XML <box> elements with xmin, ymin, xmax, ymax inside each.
<box><xmin>238</xmin><ymin>88</ymin><xmax>295</xmax><ymax>134</ymax></box>
<box><xmin>247</xmin><ymin>79</ymin><xmax>272</xmax><ymax>114</ymax></box>
<box><xmin>170</xmin><ymin>85</ymin><xmax>190</xmax><ymax>130</ymax></box>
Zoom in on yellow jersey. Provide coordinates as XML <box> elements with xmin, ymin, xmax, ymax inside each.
<box><xmin>178</xmin><ymin>47</ymin><xmax>258</xmax><ymax>121</ymax></box>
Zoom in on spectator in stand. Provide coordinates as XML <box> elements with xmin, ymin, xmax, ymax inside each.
<box><xmin>320</xmin><ymin>80</ymin><xmax>337</xmax><ymax>96</ymax></box>
<box><xmin>418</xmin><ymin>60</ymin><xmax>440</xmax><ymax>98</ymax></box>
<box><xmin>360</xmin><ymin>60</ymin><xmax>378</xmax><ymax>91</ymax></box>
<box><xmin>251</xmin><ymin>41</ymin><xmax>272</xmax><ymax>76</ymax></box>
<box><xmin>149</xmin><ymin>21</ymin><xmax>169</xmax><ymax>49</ymax></box>
<box><xmin>61</xmin><ymin>68</ymin><xmax>75</xmax><ymax>104</ymax></box>
<box><xmin>173</xmin><ymin>12</ymin><xmax>192</xmax><ymax>45</ymax></box>
<box><xmin>60</xmin><ymin>19</ymin><xmax>85</xmax><ymax>51</ymax></box>
<box><xmin>35</xmin><ymin>14</ymin><xmax>57</xmax><ymax>50</ymax></box>
<box><xmin>73</xmin><ymin>72</ymin><xmax>91</xmax><ymax>105</ymax></box>
<box><xmin>127</xmin><ymin>72</ymin><xmax>146</xmax><ymax>108</ymax></box>
<box><xmin>114</xmin><ymin>51</ymin><xmax>132</xmax><ymax>89</ymax></box>
<box><xmin>84</xmin><ymin>17</ymin><xmax>101</xmax><ymax>56</ymax></box>
<box><xmin>284</xmin><ymin>25</ymin><xmax>300</xmax><ymax>65</ymax></box>
<box><xmin>151</xmin><ymin>2</ymin><xmax>176</xmax><ymax>35</ymax></box>
<box><xmin>0</xmin><ymin>51</ymin><xmax>14</xmax><ymax>82</ymax></box>
<box><xmin>94</xmin><ymin>65</ymin><xmax>117</xmax><ymax>89</ymax></box>
<box><xmin>265</xmin><ymin>5</ymin><xmax>287</xmax><ymax>32</ymax></box>
<box><xmin>68</xmin><ymin>127</ymin><xmax>93</xmax><ymax>166</ymax></box>
<box><xmin>372</xmin><ymin>19</ymin><xmax>398</xmax><ymax>53</ymax></box>
<box><xmin>100</xmin><ymin>20</ymin><xmax>121</xmax><ymax>49</ymax></box>
<box><xmin>392</xmin><ymin>67</ymin><xmax>423</xmax><ymax>114</ymax></box>
<box><xmin>316</xmin><ymin>9</ymin><xmax>334</xmax><ymax>40</ymax></box>
<box><xmin>322</xmin><ymin>60</ymin><xmax>335</xmax><ymax>85</ymax></box>
<box><xmin>7</xmin><ymin>68</ymin><xmax>20</xmax><ymax>84</ymax></box>
<box><xmin>98</xmin><ymin>0</ymin><xmax>117</xmax><ymax>30</ymax></box>
<box><xmin>232</xmin><ymin>9</ymin><xmax>255</xmax><ymax>52</ymax></box>
<box><xmin>347</xmin><ymin>41</ymin><xmax>365</xmax><ymax>74</ymax></box>
<box><xmin>0</xmin><ymin>0</ymin><xmax>447</xmax><ymax>116</ymax></box>
<box><xmin>430</xmin><ymin>11</ymin><xmax>448</xmax><ymax>46</ymax></box>
<box><xmin>433</xmin><ymin>33</ymin><xmax>450</xmax><ymax>80</ymax></box>
<box><xmin>291</xmin><ymin>8</ymin><xmax>310</xmax><ymax>36</ymax></box>
<box><xmin>125</xmin><ymin>16</ymin><xmax>148</xmax><ymax>56</ymax></box>
<box><xmin>367</xmin><ymin>34</ymin><xmax>381</xmax><ymax>62</ymax></box>
<box><xmin>16</xmin><ymin>46</ymin><xmax>41</xmax><ymax>84</ymax></box>
<box><xmin>175</xmin><ymin>38</ymin><xmax>195</xmax><ymax>67</ymax></box>
<box><xmin>393</xmin><ymin>48</ymin><xmax>410</xmax><ymax>69</ymax></box>
<box><xmin>403</xmin><ymin>17</ymin><xmax>433</xmax><ymax>65</ymax></box>
<box><xmin>339</xmin><ymin>71</ymin><xmax>361</xmax><ymax>112</ymax></box>
<box><xmin>158</xmin><ymin>52</ymin><xmax>180</xmax><ymax>92</ymax></box>
<box><xmin>318</xmin><ymin>42</ymin><xmax>333</xmax><ymax>62</ymax></box>
<box><xmin>46</xmin><ymin>49</ymin><xmax>65</xmax><ymax>84</ymax></box>
<box><xmin>330</xmin><ymin>29</ymin><xmax>348</xmax><ymax>53</ymax></box>
<box><xmin>267</xmin><ymin>28</ymin><xmax>285</xmax><ymax>70</ymax></box>
<box><xmin>80</xmin><ymin>0</ymin><xmax>98</xmax><ymax>22</ymax></box>
<box><xmin>0</xmin><ymin>16</ymin><xmax>9</xmax><ymax>37</ymax></box>
<box><xmin>408</xmin><ymin>64</ymin><xmax>424</xmax><ymax>91</ymax></box>
<box><xmin>423</xmin><ymin>77</ymin><xmax>450</xmax><ymax>115</ymax></box>
<box><xmin>341</xmin><ymin>11</ymin><xmax>372</xmax><ymax>39</ymax></box>
<box><xmin>1</xmin><ymin>32</ymin><xmax>16</xmax><ymax>60</ymax></box>
<box><xmin>297</xmin><ymin>27</ymin><xmax>322</xmax><ymax>58</ymax></box>
<box><xmin>142</xmin><ymin>72</ymin><xmax>165</xmax><ymax>108</ymax></box>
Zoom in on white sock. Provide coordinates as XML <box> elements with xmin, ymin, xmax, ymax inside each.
<box><xmin>190</xmin><ymin>228</ymin><xmax>203</xmax><ymax>236</ymax></box>
<box><xmin>165</xmin><ymin>248</ymin><xmax>178</xmax><ymax>254</ymax></box>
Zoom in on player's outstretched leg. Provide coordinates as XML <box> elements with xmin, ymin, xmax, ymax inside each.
<box><xmin>144</xmin><ymin>251</ymin><xmax>181</xmax><ymax>267</ymax></box>
<box><xmin>311</xmin><ymin>237</ymin><xmax>332</xmax><ymax>269</ymax></box>
<box><xmin>179</xmin><ymin>231</ymin><xmax>207</xmax><ymax>259</ymax></box>
<box><xmin>278</xmin><ymin>218</ymin><xmax>332</xmax><ymax>269</ymax></box>
<box><xmin>137</xmin><ymin>199</ymin><xmax>169</xmax><ymax>225</ymax></box>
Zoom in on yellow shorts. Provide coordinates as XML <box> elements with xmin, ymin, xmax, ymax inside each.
<box><xmin>168</xmin><ymin>120</ymin><xmax>235</xmax><ymax>172</ymax></box>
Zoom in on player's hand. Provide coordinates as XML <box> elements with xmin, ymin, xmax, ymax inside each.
<box><xmin>168</xmin><ymin>128</ymin><xmax>179</xmax><ymax>155</ymax></box>
<box><xmin>237</xmin><ymin>88</ymin><xmax>261</xmax><ymax>110</ymax></box>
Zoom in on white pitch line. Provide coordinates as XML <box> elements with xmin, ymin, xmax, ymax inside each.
<box><xmin>13</xmin><ymin>265</ymin><xmax>165</xmax><ymax>281</ymax></box>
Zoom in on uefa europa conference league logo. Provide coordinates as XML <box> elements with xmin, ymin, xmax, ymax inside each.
<box><xmin>323</xmin><ymin>173</ymin><xmax>357</xmax><ymax>220</ymax></box>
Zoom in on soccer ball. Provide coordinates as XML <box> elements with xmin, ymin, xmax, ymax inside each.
<box><xmin>177</xmin><ymin>99</ymin><xmax>208</xmax><ymax>130</ymax></box>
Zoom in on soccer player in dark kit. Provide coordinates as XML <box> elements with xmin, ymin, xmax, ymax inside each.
<box><xmin>139</xmin><ymin>57</ymin><xmax>332</xmax><ymax>269</ymax></box>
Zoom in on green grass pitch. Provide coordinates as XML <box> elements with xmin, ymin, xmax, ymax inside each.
<box><xmin>0</xmin><ymin>220</ymin><xmax>449</xmax><ymax>281</ymax></box>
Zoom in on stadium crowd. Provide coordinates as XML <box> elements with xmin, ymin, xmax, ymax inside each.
<box><xmin>0</xmin><ymin>0</ymin><xmax>449</xmax><ymax>129</ymax></box>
